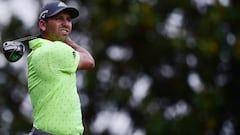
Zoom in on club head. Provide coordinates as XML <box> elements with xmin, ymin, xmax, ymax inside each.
<box><xmin>2</xmin><ymin>41</ymin><xmax>25</xmax><ymax>62</ymax></box>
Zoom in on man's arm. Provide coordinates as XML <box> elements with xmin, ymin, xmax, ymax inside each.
<box><xmin>65</xmin><ymin>37</ymin><xmax>95</xmax><ymax>70</ymax></box>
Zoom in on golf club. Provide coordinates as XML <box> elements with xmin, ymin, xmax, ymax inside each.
<box><xmin>2</xmin><ymin>34</ymin><xmax>39</xmax><ymax>62</ymax></box>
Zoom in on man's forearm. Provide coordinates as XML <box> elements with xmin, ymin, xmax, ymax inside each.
<box><xmin>65</xmin><ymin>37</ymin><xmax>95</xmax><ymax>69</ymax></box>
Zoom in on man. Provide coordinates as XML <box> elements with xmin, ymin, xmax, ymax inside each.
<box><xmin>28</xmin><ymin>1</ymin><xmax>95</xmax><ymax>135</ymax></box>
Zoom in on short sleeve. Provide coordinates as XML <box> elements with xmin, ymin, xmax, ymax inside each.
<box><xmin>47</xmin><ymin>41</ymin><xmax>80</xmax><ymax>74</ymax></box>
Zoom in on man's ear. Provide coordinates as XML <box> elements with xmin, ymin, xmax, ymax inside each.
<box><xmin>39</xmin><ymin>20</ymin><xmax>46</xmax><ymax>31</ymax></box>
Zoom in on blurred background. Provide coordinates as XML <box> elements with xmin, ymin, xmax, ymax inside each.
<box><xmin>0</xmin><ymin>0</ymin><xmax>240</xmax><ymax>135</ymax></box>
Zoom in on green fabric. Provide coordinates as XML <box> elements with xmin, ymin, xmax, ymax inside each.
<box><xmin>27</xmin><ymin>38</ymin><xmax>83</xmax><ymax>135</ymax></box>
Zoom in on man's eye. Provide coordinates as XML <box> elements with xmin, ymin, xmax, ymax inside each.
<box><xmin>53</xmin><ymin>16</ymin><xmax>71</xmax><ymax>22</ymax></box>
<box><xmin>54</xmin><ymin>16</ymin><xmax>62</xmax><ymax>20</ymax></box>
<box><xmin>67</xmin><ymin>18</ymin><xmax>72</xmax><ymax>22</ymax></box>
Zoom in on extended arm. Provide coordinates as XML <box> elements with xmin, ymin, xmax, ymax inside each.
<box><xmin>65</xmin><ymin>37</ymin><xmax>95</xmax><ymax>70</ymax></box>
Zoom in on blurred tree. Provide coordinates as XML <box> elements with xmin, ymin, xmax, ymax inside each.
<box><xmin>0</xmin><ymin>0</ymin><xmax>240</xmax><ymax>135</ymax></box>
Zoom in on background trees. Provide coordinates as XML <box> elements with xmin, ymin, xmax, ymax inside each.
<box><xmin>0</xmin><ymin>0</ymin><xmax>239</xmax><ymax>135</ymax></box>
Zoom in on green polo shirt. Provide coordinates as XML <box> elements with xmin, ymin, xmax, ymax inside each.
<box><xmin>27</xmin><ymin>38</ymin><xmax>83</xmax><ymax>135</ymax></box>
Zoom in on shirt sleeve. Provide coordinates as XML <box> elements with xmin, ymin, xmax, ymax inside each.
<box><xmin>48</xmin><ymin>41</ymin><xmax>80</xmax><ymax>74</ymax></box>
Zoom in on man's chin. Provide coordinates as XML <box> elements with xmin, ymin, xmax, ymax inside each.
<box><xmin>54</xmin><ymin>36</ymin><xmax>68</xmax><ymax>42</ymax></box>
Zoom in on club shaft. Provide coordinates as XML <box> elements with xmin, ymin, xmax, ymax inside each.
<box><xmin>13</xmin><ymin>34</ymin><xmax>39</xmax><ymax>42</ymax></box>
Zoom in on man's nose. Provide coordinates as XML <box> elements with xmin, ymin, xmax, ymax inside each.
<box><xmin>62</xmin><ymin>19</ymin><xmax>71</xmax><ymax>27</ymax></box>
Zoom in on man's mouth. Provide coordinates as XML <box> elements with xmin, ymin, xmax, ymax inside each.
<box><xmin>60</xmin><ymin>29</ymin><xmax>69</xmax><ymax>34</ymax></box>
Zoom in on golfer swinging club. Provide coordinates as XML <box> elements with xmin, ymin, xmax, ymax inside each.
<box><xmin>28</xmin><ymin>1</ymin><xmax>95</xmax><ymax>135</ymax></box>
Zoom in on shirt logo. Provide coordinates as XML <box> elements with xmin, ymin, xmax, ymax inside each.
<box><xmin>72</xmin><ymin>51</ymin><xmax>76</xmax><ymax>59</ymax></box>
